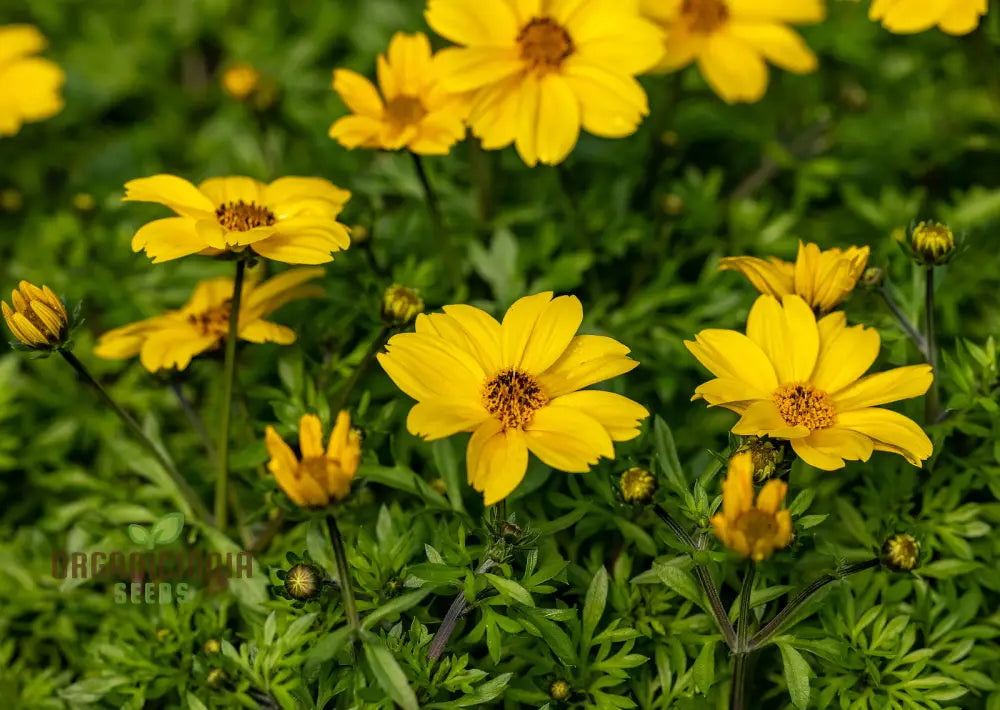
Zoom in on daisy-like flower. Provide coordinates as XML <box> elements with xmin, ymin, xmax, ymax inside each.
<box><xmin>265</xmin><ymin>412</ymin><xmax>362</xmax><ymax>507</ymax></box>
<box><xmin>0</xmin><ymin>25</ymin><xmax>65</xmax><ymax>136</ymax></box>
<box><xmin>3</xmin><ymin>280</ymin><xmax>68</xmax><ymax>349</ymax></box>
<box><xmin>686</xmin><ymin>294</ymin><xmax>933</xmax><ymax>470</ymax></box>
<box><xmin>94</xmin><ymin>267</ymin><xmax>323</xmax><ymax>372</ymax></box>
<box><xmin>711</xmin><ymin>451</ymin><xmax>792</xmax><ymax>560</ymax></box>
<box><xmin>869</xmin><ymin>0</ymin><xmax>986</xmax><ymax>35</ymax></box>
<box><xmin>329</xmin><ymin>32</ymin><xmax>469</xmax><ymax>155</ymax></box>
<box><xmin>425</xmin><ymin>0</ymin><xmax>664</xmax><ymax>166</ymax></box>
<box><xmin>377</xmin><ymin>292</ymin><xmax>649</xmax><ymax>504</ymax></box>
<box><xmin>124</xmin><ymin>175</ymin><xmax>351</xmax><ymax>264</ymax></box>
<box><xmin>719</xmin><ymin>241</ymin><xmax>870</xmax><ymax>314</ymax></box>
<box><xmin>640</xmin><ymin>0</ymin><xmax>824</xmax><ymax>103</ymax></box>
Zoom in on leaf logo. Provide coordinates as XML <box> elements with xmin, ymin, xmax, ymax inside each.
<box><xmin>127</xmin><ymin>513</ymin><xmax>185</xmax><ymax>550</ymax></box>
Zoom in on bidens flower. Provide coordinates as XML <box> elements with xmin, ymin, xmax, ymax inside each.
<box><xmin>426</xmin><ymin>0</ymin><xmax>664</xmax><ymax>166</ymax></box>
<box><xmin>719</xmin><ymin>241</ymin><xmax>870</xmax><ymax>314</ymax></box>
<box><xmin>265</xmin><ymin>412</ymin><xmax>362</xmax><ymax>507</ymax></box>
<box><xmin>3</xmin><ymin>281</ymin><xmax>68</xmax><ymax>349</ymax></box>
<box><xmin>378</xmin><ymin>292</ymin><xmax>649</xmax><ymax>504</ymax></box>
<box><xmin>124</xmin><ymin>175</ymin><xmax>351</xmax><ymax>264</ymax></box>
<box><xmin>94</xmin><ymin>268</ymin><xmax>323</xmax><ymax>371</ymax></box>
<box><xmin>640</xmin><ymin>0</ymin><xmax>823</xmax><ymax>103</ymax></box>
<box><xmin>869</xmin><ymin>0</ymin><xmax>986</xmax><ymax>35</ymax></box>
<box><xmin>0</xmin><ymin>25</ymin><xmax>65</xmax><ymax>136</ymax></box>
<box><xmin>711</xmin><ymin>451</ymin><xmax>792</xmax><ymax>560</ymax></box>
<box><xmin>330</xmin><ymin>32</ymin><xmax>469</xmax><ymax>155</ymax></box>
<box><xmin>686</xmin><ymin>294</ymin><xmax>933</xmax><ymax>470</ymax></box>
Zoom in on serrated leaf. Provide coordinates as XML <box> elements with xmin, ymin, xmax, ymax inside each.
<box><xmin>778</xmin><ymin>643</ymin><xmax>810</xmax><ymax>708</ymax></box>
<box><xmin>151</xmin><ymin>512</ymin><xmax>184</xmax><ymax>545</ymax></box>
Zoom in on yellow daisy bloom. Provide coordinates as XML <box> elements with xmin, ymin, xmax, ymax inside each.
<box><xmin>329</xmin><ymin>32</ymin><xmax>469</xmax><ymax>155</ymax></box>
<box><xmin>265</xmin><ymin>412</ymin><xmax>362</xmax><ymax>507</ymax></box>
<box><xmin>94</xmin><ymin>267</ymin><xmax>323</xmax><ymax>372</ymax></box>
<box><xmin>2</xmin><ymin>280</ymin><xmax>68</xmax><ymax>349</ymax></box>
<box><xmin>123</xmin><ymin>175</ymin><xmax>351</xmax><ymax>264</ymax></box>
<box><xmin>869</xmin><ymin>0</ymin><xmax>986</xmax><ymax>35</ymax></box>
<box><xmin>711</xmin><ymin>451</ymin><xmax>792</xmax><ymax>561</ymax></box>
<box><xmin>640</xmin><ymin>0</ymin><xmax>824</xmax><ymax>103</ymax></box>
<box><xmin>0</xmin><ymin>25</ymin><xmax>65</xmax><ymax>136</ymax></box>
<box><xmin>686</xmin><ymin>294</ymin><xmax>933</xmax><ymax>470</ymax></box>
<box><xmin>377</xmin><ymin>292</ymin><xmax>649</xmax><ymax>504</ymax></box>
<box><xmin>719</xmin><ymin>241</ymin><xmax>869</xmax><ymax>314</ymax></box>
<box><xmin>425</xmin><ymin>0</ymin><xmax>664</xmax><ymax>166</ymax></box>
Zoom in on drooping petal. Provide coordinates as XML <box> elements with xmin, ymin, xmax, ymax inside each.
<box><xmin>122</xmin><ymin>175</ymin><xmax>216</xmax><ymax>218</ymax></box>
<box><xmin>836</xmin><ymin>408</ymin><xmax>933</xmax><ymax>466</ymax></box>
<box><xmin>476</xmin><ymin>428</ymin><xmax>530</xmax><ymax>505</ymax></box>
<box><xmin>130</xmin><ymin>217</ymin><xmax>208</xmax><ymax>263</ymax></box>
<box><xmin>266</xmin><ymin>426</ymin><xmax>306</xmax><ymax>506</ymax></box>
<box><xmin>832</xmin><ymin>364</ymin><xmax>933</xmax><ymax>411</ymax></box>
<box><xmin>718</xmin><ymin>255</ymin><xmax>795</xmax><ymax>299</ymax></box>
<box><xmin>406</xmin><ymin>399</ymin><xmax>491</xmax><ymax>440</ymax></box>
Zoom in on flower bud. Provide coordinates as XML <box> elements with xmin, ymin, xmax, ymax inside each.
<box><xmin>661</xmin><ymin>194</ymin><xmax>684</xmax><ymax>216</ymax></box>
<box><xmin>222</xmin><ymin>62</ymin><xmax>260</xmax><ymax>101</ymax></box>
<box><xmin>733</xmin><ymin>436</ymin><xmax>784</xmax><ymax>483</ymax></box>
<box><xmin>381</xmin><ymin>285</ymin><xmax>424</xmax><ymax>326</ymax></box>
<box><xmin>206</xmin><ymin>668</ymin><xmax>225</xmax><ymax>686</ymax></box>
<box><xmin>549</xmin><ymin>679</ymin><xmax>571</xmax><ymax>700</ymax></box>
<box><xmin>203</xmin><ymin>638</ymin><xmax>221</xmax><ymax>654</ymax></box>
<box><xmin>882</xmin><ymin>533</ymin><xmax>920</xmax><ymax>572</ymax></box>
<box><xmin>72</xmin><ymin>193</ymin><xmax>96</xmax><ymax>212</ymax></box>
<box><xmin>619</xmin><ymin>466</ymin><xmax>657</xmax><ymax>504</ymax></box>
<box><xmin>860</xmin><ymin>266</ymin><xmax>884</xmax><ymax>289</ymax></box>
<box><xmin>156</xmin><ymin>628</ymin><xmax>170</xmax><ymax>642</ymax></box>
<box><xmin>910</xmin><ymin>222</ymin><xmax>955</xmax><ymax>266</ymax></box>
<box><xmin>284</xmin><ymin>562</ymin><xmax>323</xmax><ymax>601</ymax></box>
<box><xmin>3</xmin><ymin>281</ymin><xmax>69</xmax><ymax>349</ymax></box>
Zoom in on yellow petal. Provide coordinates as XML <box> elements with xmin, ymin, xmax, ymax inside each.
<box><xmin>0</xmin><ymin>24</ymin><xmax>46</xmax><ymax>65</ymax></box>
<box><xmin>697</xmin><ymin>33</ymin><xmax>768</xmax><ymax>104</ymax></box>
<box><xmin>500</xmin><ymin>292</ymin><xmax>554</xmax><ymax>368</ymax></box>
<box><xmin>548</xmin><ymin>390</ymin><xmax>648</xmax><ymax>441</ymax></box>
<box><xmin>122</xmin><ymin>175</ymin><xmax>216</xmax><ymax>218</ymax></box>
<box><xmin>719</xmin><ymin>255</ymin><xmax>795</xmax><ymax>298</ymax></box>
<box><xmin>725</xmin><ymin>22</ymin><xmax>817</xmax><ymax>74</ymax></box>
<box><xmin>139</xmin><ymin>329</ymin><xmax>218</xmax><ymax>371</ymax></box>
<box><xmin>524</xmin><ymin>405</ymin><xmax>614</xmax><ymax>471</ymax></box>
<box><xmin>473</xmin><ymin>428</ymin><xmax>530</xmax><ymax>505</ymax></box>
<box><xmin>939</xmin><ymin>0</ymin><xmax>987</xmax><ymax>34</ymax></box>
<box><xmin>755</xmin><ymin>479</ymin><xmax>787</xmax><ymax>515</ymax></box>
<box><xmin>721</xmin><ymin>452</ymin><xmax>754</xmax><ymax>518</ymax></box>
<box><xmin>440</xmin><ymin>303</ymin><xmax>504</xmax><ymax>372</ymax></box>
<box><xmin>685</xmin><ymin>327</ymin><xmax>779</xmax><ymax>393</ymax></box>
<box><xmin>239</xmin><ymin>319</ymin><xmax>296</xmax><ymax>344</ymax></box>
<box><xmin>789</xmin><ymin>436</ymin><xmax>847</xmax><ymax>470</ymax></box>
<box><xmin>780</xmin><ymin>294</ymin><xmax>820</xmax><ymax>382</ymax></box>
<box><xmin>727</xmin><ymin>0</ymin><xmax>825</xmax><ymax>22</ymax></box>
<box><xmin>406</xmin><ymin>400</ymin><xmax>490</xmax><ymax>440</ymax></box>
<box><xmin>265</xmin><ymin>177</ymin><xmax>351</xmax><ymax>216</ymax></box>
<box><xmin>433</xmin><ymin>46</ymin><xmax>523</xmax><ymax>93</ymax></box>
<box><xmin>692</xmin><ymin>377</ymin><xmax>771</xmax><ymax>407</ymax></box>
<box><xmin>424</xmin><ymin>0</ymin><xmax>519</xmax><ymax>46</ymax></box>
<box><xmin>266</xmin><ymin>426</ymin><xmax>307</xmax><ymax>506</ymax></box>
<box><xmin>468</xmin><ymin>74</ymin><xmax>523</xmax><ymax>150</ymax></box>
<box><xmin>518</xmin><ymin>294</ymin><xmax>583</xmax><ymax>374</ymax></box>
<box><xmin>29</xmin><ymin>301</ymin><xmax>63</xmax><ymax>338</ymax></box>
<box><xmin>386</xmin><ymin>31</ymin><xmax>434</xmax><ymax>94</ymax></box>
<box><xmin>836</xmin><ymin>408</ymin><xmax>932</xmax><ymax>466</ymax></box>
<box><xmin>332</xmin><ymin>68</ymin><xmax>384</xmax><ymax>119</ymax></box>
<box><xmin>534</xmin><ymin>73</ymin><xmax>582</xmax><ymax>166</ymax></box>
<box><xmin>564</xmin><ymin>5</ymin><xmax>665</xmax><ymax>74</ymax></box>
<box><xmin>467</xmin><ymin>418</ymin><xmax>505</xmax><ymax>488</ymax></box>
<box><xmin>832</xmin><ymin>364</ymin><xmax>933</xmax><ymax>411</ymax></box>
<box><xmin>811</xmin><ymin>322</ymin><xmax>880</xmax><ymax>393</ymax></box>
<box><xmin>197</xmin><ymin>176</ymin><xmax>266</xmax><ymax>207</ymax></box>
<box><xmin>561</xmin><ymin>61</ymin><xmax>648</xmax><ymax>138</ymax></box>
<box><xmin>250</xmin><ymin>223</ymin><xmax>351</xmax><ymax>264</ymax></box>
<box><xmin>243</xmin><ymin>267</ymin><xmax>325</xmax><ymax>320</ymax></box>
<box><xmin>877</xmin><ymin>0</ymin><xmax>951</xmax><ymax>32</ymax></box>
<box><xmin>329</xmin><ymin>115</ymin><xmax>384</xmax><ymax>149</ymax></box>
<box><xmin>378</xmin><ymin>332</ymin><xmax>485</xmax><ymax>402</ymax></box>
<box><xmin>731</xmin><ymin>400</ymin><xmax>810</xmax><ymax>439</ymax></box>
<box><xmin>131</xmin><ymin>217</ymin><xmax>208</xmax><ymax>263</ymax></box>
<box><xmin>514</xmin><ymin>74</ymin><xmax>543</xmax><ymax>167</ymax></box>
<box><xmin>539</xmin><ymin>334</ymin><xmax>638</xmax><ymax>397</ymax></box>
<box><xmin>298</xmin><ymin>414</ymin><xmax>325</xmax><ymax>458</ymax></box>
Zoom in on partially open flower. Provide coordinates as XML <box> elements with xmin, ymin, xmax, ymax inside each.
<box><xmin>883</xmin><ymin>533</ymin><xmax>920</xmax><ymax>572</ymax></box>
<box><xmin>711</xmin><ymin>452</ymin><xmax>793</xmax><ymax>561</ymax></box>
<box><xmin>265</xmin><ymin>412</ymin><xmax>362</xmax><ymax>507</ymax></box>
<box><xmin>381</xmin><ymin>285</ymin><xmax>424</xmax><ymax>326</ymax></box>
<box><xmin>909</xmin><ymin>222</ymin><xmax>956</xmax><ymax>266</ymax></box>
<box><xmin>620</xmin><ymin>466</ymin><xmax>657</xmax><ymax>504</ymax></box>
<box><xmin>3</xmin><ymin>280</ymin><xmax>68</xmax><ymax>350</ymax></box>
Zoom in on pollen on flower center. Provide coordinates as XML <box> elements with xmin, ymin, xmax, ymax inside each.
<box><xmin>188</xmin><ymin>301</ymin><xmax>232</xmax><ymax>337</ymax></box>
<box><xmin>682</xmin><ymin>0</ymin><xmax>729</xmax><ymax>33</ymax></box>
<box><xmin>518</xmin><ymin>17</ymin><xmax>574</xmax><ymax>71</ymax></box>
<box><xmin>737</xmin><ymin>509</ymin><xmax>778</xmax><ymax>540</ymax></box>
<box><xmin>215</xmin><ymin>200</ymin><xmax>276</xmax><ymax>232</ymax></box>
<box><xmin>483</xmin><ymin>368</ymin><xmax>549</xmax><ymax>430</ymax></box>
<box><xmin>773</xmin><ymin>382</ymin><xmax>836</xmax><ymax>429</ymax></box>
<box><xmin>385</xmin><ymin>94</ymin><xmax>427</xmax><ymax>127</ymax></box>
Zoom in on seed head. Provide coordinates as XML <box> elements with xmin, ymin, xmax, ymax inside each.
<box><xmin>883</xmin><ymin>533</ymin><xmax>920</xmax><ymax>572</ymax></box>
<box><xmin>619</xmin><ymin>467</ymin><xmax>657</xmax><ymax>504</ymax></box>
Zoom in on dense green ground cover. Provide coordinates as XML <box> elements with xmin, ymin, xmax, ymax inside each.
<box><xmin>2</xmin><ymin>1</ymin><xmax>1000</xmax><ymax>708</ymax></box>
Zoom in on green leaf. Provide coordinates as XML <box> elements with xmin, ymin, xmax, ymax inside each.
<box><xmin>485</xmin><ymin>574</ymin><xmax>535</xmax><ymax>607</ymax></box>
<box><xmin>431</xmin><ymin>439</ymin><xmax>466</xmax><ymax>514</ymax></box>
<box><xmin>306</xmin><ymin>517</ymin><xmax>335</xmax><ymax>572</ymax></box>
<box><xmin>363</xmin><ymin>637</ymin><xmax>419</xmax><ymax>710</ymax></box>
<box><xmin>693</xmin><ymin>642</ymin><xmax>715</xmax><ymax>695</ymax></box>
<box><xmin>304</xmin><ymin>627</ymin><xmax>352</xmax><ymax>673</ymax></box>
<box><xmin>263</xmin><ymin>612</ymin><xmax>277</xmax><ymax>646</ymax></box>
<box><xmin>127</xmin><ymin>524</ymin><xmax>151</xmax><ymax>547</ymax></box>
<box><xmin>150</xmin><ymin>512</ymin><xmax>184</xmax><ymax>545</ymax></box>
<box><xmin>652</xmin><ymin>562</ymin><xmax>702</xmax><ymax>606</ymax></box>
<box><xmin>362</xmin><ymin>589</ymin><xmax>432</xmax><ymax>631</ymax></box>
<box><xmin>653</xmin><ymin>417</ymin><xmax>686</xmax><ymax>494</ymax></box>
<box><xmin>778</xmin><ymin>642</ymin><xmax>810</xmax><ymax>708</ymax></box>
<box><xmin>918</xmin><ymin>559</ymin><xmax>980</xmax><ymax>578</ymax></box>
<box><xmin>581</xmin><ymin>566</ymin><xmax>608</xmax><ymax>649</ymax></box>
<box><xmin>186</xmin><ymin>692</ymin><xmax>209</xmax><ymax>710</ymax></box>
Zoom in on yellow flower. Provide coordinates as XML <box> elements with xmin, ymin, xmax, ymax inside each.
<box><xmin>94</xmin><ymin>267</ymin><xmax>323</xmax><ymax>371</ymax></box>
<box><xmin>640</xmin><ymin>0</ymin><xmax>824</xmax><ymax>103</ymax></box>
<box><xmin>869</xmin><ymin>0</ymin><xmax>986</xmax><ymax>34</ymax></box>
<box><xmin>377</xmin><ymin>292</ymin><xmax>649</xmax><ymax>504</ymax></box>
<box><xmin>0</xmin><ymin>25</ymin><xmax>65</xmax><ymax>136</ymax></box>
<box><xmin>265</xmin><ymin>412</ymin><xmax>362</xmax><ymax>507</ymax></box>
<box><xmin>711</xmin><ymin>451</ymin><xmax>792</xmax><ymax>560</ymax></box>
<box><xmin>687</xmin><ymin>294</ymin><xmax>934</xmax><ymax>470</ymax></box>
<box><xmin>719</xmin><ymin>241</ymin><xmax>870</xmax><ymax>314</ymax></box>
<box><xmin>381</xmin><ymin>284</ymin><xmax>424</xmax><ymax>326</ymax></box>
<box><xmin>425</xmin><ymin>0</ymin><xmax>664</xmax><ymax>166</ymax></box>
<box><xmin>3</xmin><ymin>281</ymin><xmax>68</xmax><ymax>349</ymax></box>
<box><xmin>222</xmin><ymin>62</ymin><xmax>260</xmax><ymax>100</ymax></box>
<box><xmin>330</xmin><ymin>32</ymin><xmax>470</xmax><ymax>155</ymax></box>
<box><xmin>123</xmin><ymin>175</ymin><xmax>351</xmax><ymax>264</ymax></box>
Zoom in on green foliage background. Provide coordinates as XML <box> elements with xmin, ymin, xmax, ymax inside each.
<box><xmin>2</xmin><ymin>0</ymin><xmax>1000</xmax><ymax>708</ymax></box>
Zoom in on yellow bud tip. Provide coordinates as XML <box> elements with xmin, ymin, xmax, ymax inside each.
<box><xmin>620</xmin><ymin>467</ymin><xmax>657</xmax><ymax>504</ymax></box>
<box><xmin>883</xmin><ymin>533</ymin><xmax>920</xmax><ymax>572</ymax></box>
<box><xmin>381</xmin><ymin>285</ymin><xmax>424</xmax><ymax>326</ymax></box>
<box><xmin>910</xmin><ymin>222</ymin><xmax>955</xmax><ymax>266</ymax></box>
<box><xmin>2</xmin><ymin>280</ymin><xmax>69</xmax><ymax>349</ymax></box>
<box><xmin>222</xmin><ymin>62</ymin><xmax>260</xmax><ymax>100</ymax></box>
<box><xmin>549</xmin><ymin>680</ymin><xmax>571</xmax><ymax>700</ymax></box>
<box><xmin>203</xmin><ymin>639</ymin><xmax>221</xmax><ymax>654</ymax></box>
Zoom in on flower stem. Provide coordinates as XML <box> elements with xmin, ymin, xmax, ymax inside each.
<box><xmin>214</xmin><ymin>258</ymin><xmax>246</xmax><ymax>530</ymax></box>
<box><xmin>730</xmin><ymin>562</ymin><xmax>756</xmax><ymax>710</ymax></box>
<box><xmin>331</xmin><ymin>326</ymin><xmax>390</xmax><ymax>415</ymax></box>
<box><xmin>879</xmin><ymin>285</ymin><xmax>929</xmax><ymax>360</ymax></box>
<box><xmin>653</xmin><ymin>504</ymin><xmax>737</xmax><ymax>650</ymax></box>
<box><xmin>59</xmin><ymin>351</ymin><xmax>211</xmax><ymax>522</ymax></box>
<box><xmin>170</xmin><ymin>374</ymin><xmax>215</xmax><ymax>458</ymax></box>
<box><xmin>427</xmin><ymin>558</ymin><xmax>496</xmax><ymax>661</ymax></box>
<box><xmin>736</xmin><ymin>561</ymin><xmax>755</xmax><ymax>651</ymax></box>
<box><xmin>327</xmin><ymin>513</ymin><xmax>361</xmax><ymax>635</ymax></box>
<box><xmin>748</xmin><ymin>558</ymin><xmax>880</xmax><ymax>650</ymax></box>
<box><xmin>730</xmin><ymin>651</ymin><xmax>752</xmax><ymax>710</ymax></box>
<box><xmin>410</xmin><ymin>151</ymin><xmax>460</xmax><ymax>295</ymax></box>
<box><xmin>924</xmin><ymin>267</ymin><xmax>941</xmax><ymax>423</ymax></box>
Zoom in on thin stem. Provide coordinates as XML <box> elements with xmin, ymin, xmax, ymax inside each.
<box><xmin>410</xmin><ymin>151</ymin><xmax>460</xmax><ymax>294</ymax></box>
<box><xmin>59</xmin><ymin>351</ymin><xmax>211</xmax><ymax>522</ymax></box>
<box><xmin>215</xmin><ymin>258</ymin><xmax>247</xmax><ymax>530</ymax></box>
<box><xmin>327</xmin><ymin>513</ymin><xmax>361</xmax><ymax>635</ymax></box>
<box><xmin>170</xmin><ymin>374</ymin><xmax>215</xmax><ymax>458</ymax></box>
<box><xmin>730</xmin><ymin>651</ymin><xmax>751</xmax><ymax>710</ymax></box>
<box><xmin>879</xmin><ymin>285</ymin><xmax>929</xmax><ymax>360</ymax></box>
<box><xmin>331</xmin><ymin>326</ymin><xmax>390</xmax><ymax>415</ymax></box>
<box><xmin>653</xmin><ymin>504</ymin><xmax>737</xmax><ymax>650</ymax></box>
<box><xmin>427</xmin><ymin>558</ymin><xmax>496</xmax><ymax>661</ymax></box>
<box><xmin>736</xmin><ymin>562</ymin><xmax>756</xmax><ymax>652</ymax></box>
<box><xmin>748</xmin><ymin>559</ymin><xmax>880</xmax><ymax>650</ymax></box>
<box><xmin>924</xmin><ymin>267</ymin><xmax>941</xmax><ymax>423</ymax></box>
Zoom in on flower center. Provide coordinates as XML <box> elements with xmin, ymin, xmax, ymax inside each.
<box><xmin>215</xmin><ymin>200</ymin><xmax>276</xmax><ymax>232</ymax></box>
<box><xmin>736</xmin><ymin>508</ymin><xmax>778</xmax><ymax>541</ymax></box>
<box><xmin>483</xmin><ymin>368</ymin><xmax>548</xmax><ymax>430</ymax></box>
<box><xmin>385</xmin><ymin>95</ymin><xmax>427</xmax><ymax>128</ymax></box>
<box><xmin>772</xmin><ymin>382</ymin><xmax>836</xmax><ymax>429</ymax></box>
<box><xmin>188</xmin><ymin>301</ymin><xmax>232</xmax><ymax>338</ymax></box>
<box><xmin>518</xmin><ymin>17</ymin><xmax>573</xmax><ymax>71</ymax></box>
<box><xmin>682</xmin><ymin>0</ymin><xmax>729</xmax><ymax>33</ymax></box>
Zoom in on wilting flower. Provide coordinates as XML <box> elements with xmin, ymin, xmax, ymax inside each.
<box><xmin>0</xmin><ymin>25</ymin><xmax>65</xmax><ymax>136</ymax></box>
<box><xmin>222</xmin><ymin>62</ymin><xmax>260</xmax><ymax>100</ymax></box>
<box><xmin>265</xmin><ymin>412</ymin><xmax>362</xmax><ymax>507</ymax></box>
<box><xmin>378</xmin><ymin>292</ymin><xmax>649</xmax><ymax>504</ymax></box>
<box><xmin>869</xmin><ymin>0</ymin><xmax>986</xmax><ymax>35</ymax></box>
<box><xmin>719</xmin><ymin>241</ymin><xmax>870</xmax><ymax>314</ymax></box>
<box><xmin>711</xmin><ymin>451</ymin><xmax>792</xmax><ymax>560</ymax></box>
<box><xmin>381</xmin><ymin>284</ymin><xmax>424</xmax><ymax>326</ymax></box>
<box><xmin>640</xmin><ymin>0</ymin><xmax>823</xmax><ymax>103</ymax></box>
<box><xmin>330</xmin><ymin>32</ymin><xmax>469</xmax><ymax>155</ymax></box>
<box><xmin>687</xmin><ymin>294</ymin><xmax>933</xmax><ymax>470</ymax></box>
<box><xmin>94</xmin><ymin>268</ymin><xmax>323</xmax><ymax>371</ymax></box>
<box><xmin>882</xmin><ymin>533</ymin><xmax>920</xmax><ymax>571</ymax></box>
<box><xmin>124</xmin><ymin>175</ymin><xmax>351</xmax><ymax>264</ymax></box>
<box><xmin>908</xmin><ymin>221</ymin><xmax>956</xmax><ymax>266</ymax></box>
<box><xmin>3</xmin><ymin>281</ymin><xmax>68</xmax><ymax>349</ymax></box>
<box><xmin>425</xmin><ymin>0</ymin><xmax>664</xmax><ymax>166</ymax></box>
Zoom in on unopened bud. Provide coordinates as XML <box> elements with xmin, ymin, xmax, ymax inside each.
<box><xmin>549</xmin><ymin>679</ymin><xmax>571</xmax><ymax>700</ymax></box>
<box><xmin>883</xmin><ymin>533</ymin><xmax>920</xmax><ymax>572</ymax></box>
<box><xmin>734</xmin><ymin>436</ymin><xmax>784</xmax><ymax>483</ymax></box>
<box><xmin>619</xmin><ymin>467</ymin><xmax>657</xmax><ymax>504</ymax></box>
<box><xmin>382</xmin><ymin>285</ymin><xmax>423</xmax><ymax>326</ymax></box>
<box><xmin>860</xmin><ymin>266</ymin><xmax>884</xmax><ymax>289</ymax></box>
<box><xmin>910</xmin><ymin>222</ymin><xmax>955</xmax><ymax>266</ymax></box>
<box><xmin>284</xmin><ymin>563</ymin><xmax>323</xmax><ymax>601</ymax></box>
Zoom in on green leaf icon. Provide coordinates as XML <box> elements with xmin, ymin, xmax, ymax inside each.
<box><xmin>151</xmin><ymin>513</ymin><xmax>185</xmax><ymax>546</ymax></box>
<box><xmin>128</xmin><ymin>524</ymin><xmax>152</xmax><ymax>548</ymax></box>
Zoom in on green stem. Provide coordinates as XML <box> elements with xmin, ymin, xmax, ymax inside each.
<box><xmin>331</xmin><ymin>326</ymin><xmax>390</xmax><ymax>415</ymax></box>
<box><xmin>327</xmin><ymin>513</ymin><xmax>360</xmax><ymax>635</ymax></box>
<box><xmin>59</xmin><ymin>351</ymin><xmax>211</xmax><ymax>522</ymax></box>
<box><xmin>410</xmin><ymin>151</ymin><xmax>460</xmax><ymax>295</ymax></box>
<box><xmin>427</xmin><ymin>558</ymin><xmax>496</xmax><ymax>661</ymax></box>
<box><xmin>730</xmin><ymin>651</ymin><xmax>751</xmax><ymax>710</ymax></box>
<box><xmin>879</xmin><ymin>285</ymin><xmax>929</xmax><ymax>360</ymax></box>
<box><xmin>170</xmin><ymin>374</ymin><xmax>215</xmax><ymax>458</ymax></box>
<box><xmin>924</xmin><ymin>267</ymin><xmax>941</xmax><ymax>423</ymax></box>
<box><xmin>736</xmin><ymin>562</ymin><xmax>756</xmax><ymax>651</ymax></box>
<box><xmin>215</xmin><ymin>258</ymin><xmax>247</xmax><ymax>530</ymax></box>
